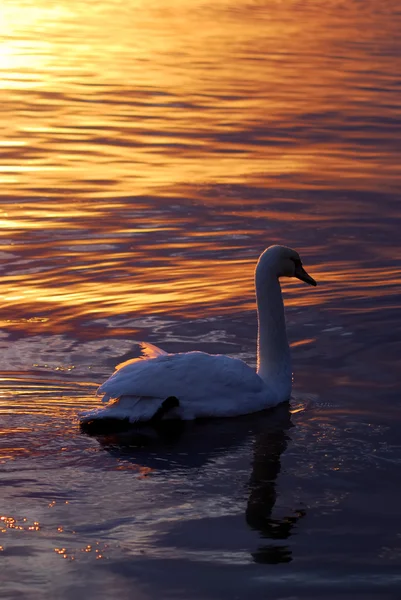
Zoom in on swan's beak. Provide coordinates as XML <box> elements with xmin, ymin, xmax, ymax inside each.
<box><xmin>295</xmin><ymin>264</ymin><xmax>317</xmax><ymax>286</ymax></box>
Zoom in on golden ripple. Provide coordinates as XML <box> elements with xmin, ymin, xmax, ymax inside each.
<box><xmin>0</xmin><ymin>0</ymin><xmax>399</xmax><ymax>334</ymax></box>
<box><xmin>0</xmin><ymin>245</ymin><xmax>399</xmax><ymax>334</ymax></box>
<box><xmin>1</xmin><ymin>0</ymin><xmax>400</xmax><ymax>194</ymax></box>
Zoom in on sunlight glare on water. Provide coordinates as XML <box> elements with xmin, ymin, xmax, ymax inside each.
<box><xmin>0</xmin><ymin>0</ymin><xmax>400</xmax><ymax>598</ymax></box>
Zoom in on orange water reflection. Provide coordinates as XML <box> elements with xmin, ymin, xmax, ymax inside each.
<box><xmin>2</xmin><ymin>248</ymin><xmax>400</xmax><ymax>333</ymax></box>
<box><xmin>0</xmin><ymin>0</ymin><xmax>400</xmax><ymax>331</ymax></box>
<box><xmin>2</xmin><ymin>0</ymin><xmax>400</xmax><ymax>191</ymax></box>
<box><xmin>1</xmin><ymin>208</ymin><xmax>400</xmax><ymax>334</ymax></box>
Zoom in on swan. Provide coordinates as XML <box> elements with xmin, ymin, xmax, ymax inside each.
<box><xmin>80</xmin><ymin>245</ymin><xmax>316</xmax><ymax>431</ymax></box>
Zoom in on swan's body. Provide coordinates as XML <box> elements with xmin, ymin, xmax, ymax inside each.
<box><xmin>80</xmin><ymin>245</ymin><xmax>316</xmax><ymax>429</ymax></box>
<box><xmin>94</xmin><ymin>350</ymin><xmax>280</xmax><ymax>421</ymax></box>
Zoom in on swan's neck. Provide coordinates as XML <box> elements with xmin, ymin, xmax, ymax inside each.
<box><xmin>256</xmin><ymin>272</ymin><xmax>291</xmax><ymax>392</ymax></box>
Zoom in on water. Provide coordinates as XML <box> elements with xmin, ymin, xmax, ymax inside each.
<box><xmin>1</xmin><ymin>0</ymin><xmax>400</xmax><ymax>597</ymax></box>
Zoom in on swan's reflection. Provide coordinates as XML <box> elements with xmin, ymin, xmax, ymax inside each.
<box><xmin>94</xmin><ymin>402</ymin><xmax>304</xmax><ymax>564</ymax></box>
<box><xmin>245</xmin><ymin>404</ymin><xmax>305</xmax><ymax>564</ymax></box>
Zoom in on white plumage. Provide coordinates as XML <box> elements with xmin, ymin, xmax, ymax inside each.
<box><xmin>80</xmin><ymin>245</ymin><xmax>316</xmax><ymax>428</ymax></box>
<box><xmin>95</xmin><ymin>350</ymin><xmax>271</xmax><ymax>421</ymax></box>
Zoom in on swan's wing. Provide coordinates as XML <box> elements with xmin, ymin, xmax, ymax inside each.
<box><xmin>98</xmin><ymin>342</ymin><xmax>167</xmax><ymax>403</ymax></box>
<box><xmin>97</xmin><ymin>351</ymin><xmax>263</xmax><ymax>404</ymax></box>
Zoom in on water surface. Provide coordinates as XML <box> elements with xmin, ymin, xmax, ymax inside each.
<box><xmin>1</xmin><ymin>0</ymin><xmax>400</xmax><ymax>598</ymax></box>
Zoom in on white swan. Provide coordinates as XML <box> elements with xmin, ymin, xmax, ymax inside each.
<box><xmin>80</xmin><ymin>245</ymin><xmax>316</xmax><ymax>430</ymax></box>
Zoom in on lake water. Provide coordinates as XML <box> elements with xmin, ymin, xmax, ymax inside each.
<box><xmin>1</xmin><ymin>0</ymin><xmax>401</xmax><ymax>598</ymax></box>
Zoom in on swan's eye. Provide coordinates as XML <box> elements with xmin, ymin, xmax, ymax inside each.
<box><xmin>292</xmin><ymin>258</ymin><xmax>302</xmax><ymax>268</ymax></box>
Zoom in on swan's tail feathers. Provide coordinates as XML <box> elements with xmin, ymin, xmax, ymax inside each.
<box><xmin>114</xmin><ymin>341</ymin><xmax>168</xmax><ymax>371</ymax></box>
<box><xmin>139</xmin><ymin>341</ymin><xmax>168</xmax><ymax>359</ymax></box>
<box><xmin>150</xmin><ymin>396</ymin><xmax>180</xmax><ymax>423</ymax></box>
<box><xmin>100</xmin><ymin>393</ymin><xmax>111</xmax><ymax>403</ymax></box>
<box><xmin>79</xmin><ymin>396</ymin><xmax>180</xmax><ymax>436</ymax></box>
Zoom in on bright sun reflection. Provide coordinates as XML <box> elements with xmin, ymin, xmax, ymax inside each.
<box><xmin>0</xmin><ymin>4</ymin><xmax>67</xmax><ymax>86</ymax></box>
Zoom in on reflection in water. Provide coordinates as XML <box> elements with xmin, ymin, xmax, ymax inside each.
<box><xmin>98</xmin><ymin>403</ymin><xmax>301</xmax><ymax>564</ymax></box>
<box><xmin>246</xmin><ymin>407</ymin><xmax>305</xmax><ymax>564</ymax></box>
<box><xmin>1</xmin><ymin>374</ymin><xmax>401</xmax><ymax>597</ymax></box>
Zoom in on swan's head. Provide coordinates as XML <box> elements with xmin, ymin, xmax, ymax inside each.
<box><xmin>257</xmin><ymin>245</ymin><xmax>317</xmax><ymax>286</ymax></box>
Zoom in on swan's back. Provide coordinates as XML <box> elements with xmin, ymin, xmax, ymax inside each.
<box><xmin>98</xmin><ymin>351</ymin><xmax>264</xmax><ymax>403</ymax></box>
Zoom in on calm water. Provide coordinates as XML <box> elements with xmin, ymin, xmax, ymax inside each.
<box><xmin>1</xmin><ymin>0</ymin><xmax>401</xmax><ymax>598</ymax></box>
